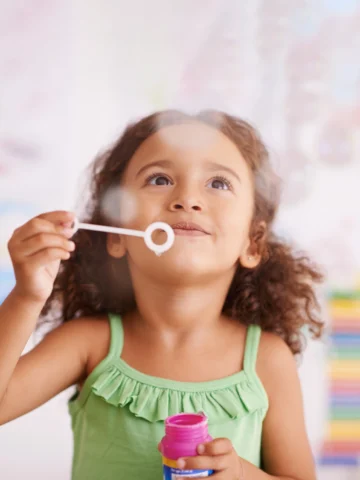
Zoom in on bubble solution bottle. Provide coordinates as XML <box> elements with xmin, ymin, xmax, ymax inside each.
<box><xmin>160</xmin><ymin>413</ymin><xmax>214</xmax><ymax>478</ymax></box>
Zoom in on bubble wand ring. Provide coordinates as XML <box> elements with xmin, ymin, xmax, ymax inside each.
<box><xmin>72</xmin><ymin>218</ymin><xmax>175</xmax><ymax>255</ymax></box>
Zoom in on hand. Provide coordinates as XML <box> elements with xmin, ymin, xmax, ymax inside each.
<box><xmin>176</xmin><ymin>438</ymin><xmax>244</xmax><ymax>479</ymax></box>
<box><xmin>8</xmin><ymin>211</ymin><xmax>76</xmax><ymax>303</ymax></box>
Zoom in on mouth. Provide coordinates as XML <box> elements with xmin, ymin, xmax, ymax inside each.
<box><xmin>170</xmin><ymin>222</ymin><xmax>210</xmax><ymax>236</ymax></box>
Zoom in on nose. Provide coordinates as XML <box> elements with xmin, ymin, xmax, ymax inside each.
<box><xmin>168</xmin><ymin>185</ymin><xmax>203</xmax><ymax>212</ymax></box>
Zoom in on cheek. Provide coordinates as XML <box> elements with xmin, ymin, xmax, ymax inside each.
<box><xmin>215</xmin><ymin>209</ymin><xmax>252</xmax><ymax>254</ymax></box>
<box><xmin>216</xmin><ymin>201</ymin><xmax>252</xmax><ymax>234</ymax></box>
<box><xmin>123</xmin><ymin>195</ymin><xmax>163</xmax><ymax>229</ymax></box>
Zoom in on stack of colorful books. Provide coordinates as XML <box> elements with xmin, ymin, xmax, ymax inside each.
<box><xmin>320</xmin><ymin>290</ymin><xmax>360</xmax><ymax>467</ymax></box>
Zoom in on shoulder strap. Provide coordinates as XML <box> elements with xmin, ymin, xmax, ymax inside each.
<box><xmin>243</xmin><ymin>324</ymin><xmax>262</xmax><ymax>374</ymax></box>
<box><xmin>107</xmin><ymin>313</ymin><xmax>124</xmax><ymax>359</ymax></box>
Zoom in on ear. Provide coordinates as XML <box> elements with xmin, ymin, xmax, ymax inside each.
<box><xmin>239</xmin><ymin>221</ymin><xmax>267</xmax><ymax>269</ymax></box>
<box><xmin>106</xmin><ymin>233</ymin><xmax>126</xmax><ymax>259</ymax></box>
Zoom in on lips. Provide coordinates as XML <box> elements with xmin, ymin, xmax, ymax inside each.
<box><xmin>170</xmin><ymin>222</ymin><xmax>210</xmax><ymax>235</ymax></box>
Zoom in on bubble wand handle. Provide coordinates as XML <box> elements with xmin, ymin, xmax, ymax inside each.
<box><xmin>75</xmin><ymin>221</ymin><xmax>144</xmax><ymax>238</ymax></box>
<box><xmin>72</xmin><ymin>218</ymin><xmax>175</xmax><ymax>255</ymax></box>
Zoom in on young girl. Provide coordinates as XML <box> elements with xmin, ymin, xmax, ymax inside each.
<box><xmin>0</xmin><ymin>110</ymin><xmax>323</xmax><ymax>480</ymax></box>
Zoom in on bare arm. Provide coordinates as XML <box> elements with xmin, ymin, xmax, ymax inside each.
<box><xmin>0</xmin><ymin>289</ymin><xmax>44</xmax><ymax>404</ymax></box>
<box><xmin>254</xmin><ymin>333</ymin><xmax>316</xmax><ymax>480</ymax></box>
<box><xmin>0</xmin><ymin>313</ymin><xmax>96</xmax><ymax>425</ymax></box>
<box><xmin>0</xmin><ymin>210</ymin><xmax>80</xmax><ymax>422</ymax></box>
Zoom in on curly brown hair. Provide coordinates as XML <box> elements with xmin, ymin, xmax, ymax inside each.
<box><xmin>41</xmin><ymin>110</ymin><xmax>323</xmax><ymax>354</ymax></box>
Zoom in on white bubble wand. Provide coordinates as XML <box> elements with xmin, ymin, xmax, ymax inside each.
<box><xmin>72</xmin><ymin>218</ymin><xmax>175</xmax><ymax>255</ymax></box>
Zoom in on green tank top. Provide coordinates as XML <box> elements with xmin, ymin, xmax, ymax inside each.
<box><xmin>68</xmin><ymin>314</ymin><xmax>268</xmax><ymax>479</ymax></box>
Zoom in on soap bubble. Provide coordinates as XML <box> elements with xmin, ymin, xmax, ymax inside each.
<box><xmin>318</xmin><ymin>118</ymin><xmax>354</xmax><ymax>167</ymax></box>
<box><xmin>154</xmin><ymin>109</ymin><xmax>223</xmax><ymax>152</ymax></box>
<box><xmin>100</xmin><ymin>186</ymin><xmax>138</xmax><ymax>226</ymax></box>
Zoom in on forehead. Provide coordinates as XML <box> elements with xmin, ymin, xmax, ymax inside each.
<box><xmin>127</xmin><ymin>122</ymin><xmax>249</xmax><ymax>173</ymax></box>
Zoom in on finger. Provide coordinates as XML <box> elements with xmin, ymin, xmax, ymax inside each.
<box><xmin>13</xmin><ymin>217</ymin><xmax>74</xmax><ymax>243</ymax></box>
<box><xmin>198</xmin><ymin>438</ymin><xmax>233</xmax><ymax>456</ymax></box>
<box><xmin>19</xmin><ymin>234</ymin><xmax>75</xmax><ymax>258</ymax></box>
<box><xmin>177</xmin><ymin>453</ymin><xmax>229</xmax><ymax>472</ymax></box>
<box><xmin>37</xmin><ymin>210</ymin><xmax>75</xmax><ymax>224</ymax></box>
<box><xmin>17</xmin><ymin>211</ymin><xmax>75</xmax><ymax>239</ymax></box>
<box><xmin>35</xmin><ymin>211</ymin><xmax>76</xmax><ymax>234</ymax></box>
<box><xmin>36</xmin><ymin>211</ymin><xmax>76</xmax><ymax>237</ymax></box>
<box><xmin>26</xmin><ymin>247</ymin><xmax>71</xmax><ymax>266</ymax></box>
<box><xmin>11</xmin><ymin>218</ymin><xmax>55</xmax><ymax>243</ymax></box>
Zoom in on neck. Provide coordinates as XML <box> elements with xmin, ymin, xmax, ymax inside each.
<box><xmin>128</xmin><ymin>267</ymin><xmax>235</xmax><ymax>335</ymax></box>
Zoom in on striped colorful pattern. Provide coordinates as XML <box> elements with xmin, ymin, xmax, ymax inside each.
<box><xmin>320</xmin><ymin>291</ymin><xmax>360</xmax><ymax>466</ymax></box>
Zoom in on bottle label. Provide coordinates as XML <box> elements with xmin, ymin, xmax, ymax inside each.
<box><xmin>162</xmin><ymin>457</ymin><xmax>213</xmax><ymax>479</ymax></box>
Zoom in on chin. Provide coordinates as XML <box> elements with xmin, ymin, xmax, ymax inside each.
<box><xmin>147</xmin><ymin>251</ymin><xmax>221</xmax><ymax>284</ymax></box>
<box><xmin>128</xmin><ymin>245</ymin><xmax>235</xmax><ymax>284</ymax></box>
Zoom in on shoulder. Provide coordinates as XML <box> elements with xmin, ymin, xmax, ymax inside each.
<box><xmin>45</xmin><ymin>315</ymin><xmax>110</xmax><ymax>341</ymax></box>
<box><xmin>44</xmin><ymin>315</ymin><xmax>111</xmax><ymax>366</ymax></box>
<box><xmin>256</xmin><ymin>331</ymin><xmax>299</xmax><ymax>400</ymax></box>
<box><xmin>257</xmin><ymin>330</ymin><xmax>295</xmax><ymax>366</ymax></box>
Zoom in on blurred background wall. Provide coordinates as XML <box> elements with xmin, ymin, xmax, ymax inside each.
<box><xmin>0</xmin><ymin>1</ymin><xmax>359</xmax><ymax>479</ymax></box>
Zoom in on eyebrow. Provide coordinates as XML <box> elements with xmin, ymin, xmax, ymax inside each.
<box><xmin>135</xmin><ymin>158</ymin><xmax>241</xmax><ymax>183</ymax></box>
<box><xmin>204</xmin><ymin>160</ymin><xmax>241</xmax><ymax>183</ymax></box>
<box><xmin>135</xmin><ymin>159</ymin><xmax>173</xmax><ymax>178</ymax></box>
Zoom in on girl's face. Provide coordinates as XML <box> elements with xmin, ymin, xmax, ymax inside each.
<box><xmin>107</xmin><ymin>122</ymin><xmax>259</xmax><ymax>283</ymax></box>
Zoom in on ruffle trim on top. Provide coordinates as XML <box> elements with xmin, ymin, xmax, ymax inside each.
<box><xmin>91</xmin><ymin>364</ymin><xmax>268</xmax><ymax>423</ymax></box>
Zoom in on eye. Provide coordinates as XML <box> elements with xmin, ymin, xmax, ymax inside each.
<box><xmin>207</xmin><ymin>176</ymin><xmax>232</xmax><ymax>191</ymax></box>
<box><xmin>145</xmin><ymin>173</ymin><xmax>172</xmax><ymax>186</ymax></box>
